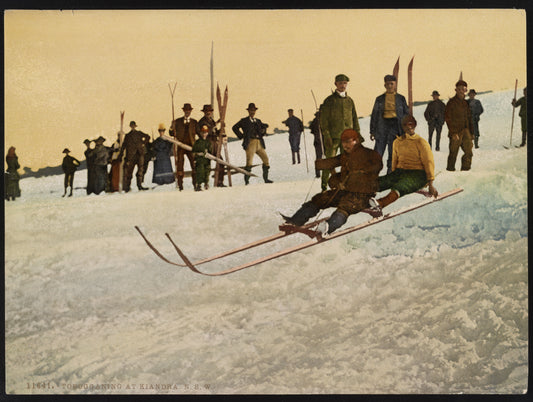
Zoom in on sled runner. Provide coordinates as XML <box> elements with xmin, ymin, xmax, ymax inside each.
<box><xmin>135</xmin><ymin>188</ymin><xmax>463</xmax><ymax>276</ymax></box>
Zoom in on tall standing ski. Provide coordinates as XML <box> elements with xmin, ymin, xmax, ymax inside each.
<box><xmin>393</xmin><ymin>56</ymin><xmax>400</xmax><ymax>83</ymax></box>
<box><xmin>215</xmin><ymin>84</ymin><xmax>231</xmax><ymax>186</ymax></box>
<box><xmin>118</xmin><ymin>111</ymin><xmax>125</xmax><ymax>192</ymax></box>
<box><xmin>168</xmin><ymin>82</ymin><xmax>178</xmax><ymax>187</ymax></box>
<box><xmin>408</xmin><ymin>56</ymin><xmax>414</xmax><ymax>115</ymax></box>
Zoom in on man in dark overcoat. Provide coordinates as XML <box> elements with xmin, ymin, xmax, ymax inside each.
<box><xmin>197</xmin><ymin>104</ymin><xmax>225</xmax><ymax>187</ymax></box>
<box><xmin>61</xmin><ymin>148</ymin><xmax>81</xmax><ymax>197</ymax></box>
<box><xmin>170</xmin><ymin>103</ymin><xmax>198</xmax><ymax>190</ymax></box>
<box><xmin>423</xmin><ymin>90</ymin><xmax>446</xmax><ymax>151</ymax></box>
<box><xmin>118</xmin><ymin>121</ymin><xmax>151</xmax><ymax>192</ymax></box>
<box><xmin>445</xmin><ymin>80</ymin><xmax>474</xmax><ymax>171</ymax></box>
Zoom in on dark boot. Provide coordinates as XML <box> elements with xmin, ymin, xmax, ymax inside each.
<box><xmin>282</xmin><ymin>201</ymin><xmax>320</xmax><ymax>226</ymax></box>
<box><xmin>262</xmin><ymin>164</ymin><xmax>273</xmax><ymax>183</ymax></box>
<box><xmin>62</xmin><ymin>188</ymin><xmax>67</xmax><ymax>197</ymax></box>
<box><xmin>297</xmin><ymin>151</ymin><xmax>301</xmax><ymax>164</ymax></box>
<box><xmin>474</xmin><ymin>137</ymin><xmax>479</xmax><ymax>148</ymax></box>
<box><xmin>68</xmin><ymin>188</ymin><xmax>73</xmax><ymax>197</ymax></box>
<box><xmin>244</xmin><ymin>166</ymin><xmax>252</xmax><ymax>185</ymax></box>
<box><xmin>324</xmin><ymin>210</ymin><xmax>348</xmax><ymax>234</ymax></box>
<box><xmin>292</xmin><ymin>152</ymin><xmax>296</xmax><ymax>164</ymax></box>
<box><xmin>378</xmin><ymin>190</ymin><xmax>399</xmax><ymax>209</ymax></box>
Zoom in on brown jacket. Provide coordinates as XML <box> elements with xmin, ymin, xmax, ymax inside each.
<box><xmin>445</xmin><ymin>95</ymin><xmax>473</xmax><ymax>137</ymax></box>
<box><xmin>118</xmin><ymin>129</ymin><xmax>150</xmax><ymax>160</ymax></box>
<box><xmin>316</xmin><ymin>144</ymin><xmax>382</xmax><ymax>194</ymax></box>
<box><xmin>171</xmin><ymin>117</ymin><xmax>198</xmax><ymax>145</ymax></box>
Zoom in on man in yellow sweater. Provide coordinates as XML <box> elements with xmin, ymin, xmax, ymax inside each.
<box><xmin>369</xmin><ymin>115</ymin><xmax>438</xmax><ymax>216</ymax></box>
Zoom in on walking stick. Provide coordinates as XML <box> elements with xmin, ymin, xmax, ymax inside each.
<box><xmin>118</xmin><ymin>111</ymin><xmax>125</xmax><ymax>192</ymax></box>
<box><xmin>300</xmin><ymin>109</ymin><xmax>309</xmax><ymax>173</ymax></box>
<box><xmin>510</xmin><ymin>79</ymin><xmax>518</xmax><ymax>147</ymax></box>
<box><xmin>168</xmin><ymin>82</ymin><xmax>178</xmax><ymax>186</ymax></box>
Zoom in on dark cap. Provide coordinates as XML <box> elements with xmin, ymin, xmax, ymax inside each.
<box><xmin>340</xmin><ymin>129</ymin><xmax>360</xmax><ymax>142</ymax></box>
<box><xmin>95</xmin><ymin>136</ymin><xmax>106</xmax><ymax>143</ymax></box>
<box><xmin>468</xmin><ymin>89</ymin><xmax>477</xmax><ymax>95</ymax></box>
<box><xmin>431</xmin><ymin>90</ymin><xmax>440</xmax><ymax>96</ymax></box>
<box><xmin>402</xmin><ymin>115</ymin><xmax>417</xmax><ymax>128</ymax></box>
<box><xmin>335</xmin><ymin>74</ymin><xmax>350</xmax><ymax>82</ymax></box>
<box><xmin>83</xmin><ymin>139</ymin><xmax>92</xmax><ymax>144</ymax></box>
<box><xmin>129</xmin><ymin>121</ymin><xmax>137</xmax><ymax>127</ymax></box>
<box><xmin>246</xmin><ymin>103</ymin><xmax>258</xmax><ymax>110</ymax></box>
<box><xmin>455</xmin><ymin>80</ymin><xmax>468</xmax><ymax>88</ymax></box>
<box><xmin>63</xmin><ymin>148</ymin><xmax>70</xmax><ymax>153</ymax></box>
<box><xmin>384</xmin><ymin>74</ymin><xmax>397</xmax><ymax>82</ymax></box>
<box><xmin>288</xmin><ymin>109</ymin><xmax>294</xmax><ymax>113</ymax></box>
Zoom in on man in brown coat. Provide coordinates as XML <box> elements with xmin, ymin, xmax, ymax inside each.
<box><xmin>445</xmin><ymin>80</ymin><xmax>474</xmax><ymax>171</ymax></box>
<box><xmin>118</xmin><ymin>121</ymin><xmax>151</xmax><ymax>192</ymax></box>
<box><xmin>197</xmin><ymin>104</ymin><xmax>226</xmax><ymax>187</ymax></box>
<box><xmin>282</xmin><ymin>129</ymin><xmax>382</xmax><ymax>236</ymax></box>
<box><xmin>170</xmin><ymin>103</ymin><xmax>198</xmax><ymax>190</ymax></box>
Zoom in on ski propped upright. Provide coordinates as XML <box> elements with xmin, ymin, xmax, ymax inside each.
<box><xmin>136</xmin><ymin>188</ymin><xmax>463</xmax><ymax>276</ymax></box>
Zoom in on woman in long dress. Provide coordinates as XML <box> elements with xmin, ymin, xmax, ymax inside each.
<box><xmin>152</xmin><ymin>123</ymin><xmax>175</xmax><ymax>185</ymax></box>
<box><xmin>5</xmin><ymin>146</ymin><xmax>21</xmax><ymax>201</ymax></box>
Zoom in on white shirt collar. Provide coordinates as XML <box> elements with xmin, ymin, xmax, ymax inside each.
<box><xmin>336</xmin><ymin>91</ymin><xmax>346</xmax><ymax>98</ymax></box>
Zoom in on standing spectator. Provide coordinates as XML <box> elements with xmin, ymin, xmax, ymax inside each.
<box><xmin>197</xmin><ymin>104</ymin><xmax>225</xmax><ymax>187</ymax></box>
<box><xmin>310</xmin><ymin>111</ymin><xmax>323</xmax><ymax>178</ymax></box>
<box><xmin>141</xmin><ymin>134</ymin><xmax>154</xmax><ymax>184</ymax></box>
<box><xmin>445</xmin><ymin>80</ymin><xmax>474</xmax><ymax>171</ymax></box>
<box><xmin>118</xmin><ymin>121</ymin><xmax>151</xmax><ymax>192</ymax></box>
<box><xmin>83</xmin><ymin>139</ymin><xmax>95</xmax><ymax>194</ymax></box>
<box><xmin>232</xmin><ymin>103</ymin><xmax>273</xmax><ymax>185</ymax></box>
<box><xmin>512</xmin><ymin>87</ymin><xmax>527</xmax><ymax>147</ymax></box>
<box><xmin>170</xmin><ymin>103</ymin><xmax>197</xmax><ymax>191</ymax></box>
<box><xmin>370</xmin><ymin>74</ymin><xmax>409</xmax><ymax>174</ymax></box>
<box><xmin>92</xmin><ymin>136</ymin><xmax>110</xmax><ymax>194</ymax></box>
<box><xmin>423</xmin><ymin>90</ymin><xmax>446</xmax><ymax>151</ymax></box>
<box><xmin>319</xmin><ymin>74</ymin><xmax>362</xmax><ymax>191</ymax></box>
<box><xmin>109</xmin><ymin>132</ymin><xmax>122</xmax><ymax>192</ymax></box>
<box><xmin>61</xmin><ymin>148</ymin><xmax>80</xmax><ymax>197</ymax></box>
<box><xmin>5</xmin><ymin>146</ymin><xmax>21</xmax><ymax>201</ymax></box>
<box><xmin>467</xmin><ymin>89</ymin><xmax>484</xmax><ymax>149</ymax></box>
<box><xmin>152</xmin><ymin>123</ymin><xmax>175</xmax><ymax>185</ymax></box>
<box><xmin>282</xmin><ymin>109</ymin><xmax>304</xmax><ymax>164</ymax></box>
<box><xmin>192</xmin><ymin>125</ymin><xmax>212</xmax><ymax>191</ymax></box>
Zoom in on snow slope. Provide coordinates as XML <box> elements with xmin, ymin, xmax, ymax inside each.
<box><xmin>5</xmin><ymin>89</ymin><xmax>528</xmax><ymax>394</ymax></box>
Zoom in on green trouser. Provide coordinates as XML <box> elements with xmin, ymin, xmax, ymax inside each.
<box><xmin>320</xmin><ymin>137</ymin><xmax>342</xmax><ymax>190</ymax></box>
<box><xmin>195</xmin><ymin>159</ymin><xmax>210</xmax><ymax>185</ymax></box>
<box><xmin>378</xmin><ymin>169</ymin><xmax>428</xmax><ymax>197</ymax></box>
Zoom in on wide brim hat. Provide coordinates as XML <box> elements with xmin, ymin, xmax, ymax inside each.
<box><xmin>95</xmin><ymin>136</ymin><xmax>106</xmax><ymax>143</ymax></box>
<box><xmin>129</xmin><ymin>121</ymin><xmax>137</xmax><ymax>127</ymax></box>
<box><xmin>158</xmin><ymin>123</ymin><xmax>166</xmax><ymax>131</ymax></box>
<box><xmin>468</xmin><ymin>89</ymin><xmax>477</xmax><ymax>95</ymax></box>
<box><xmin>182</xmin><ymin>103</ymin><xmax>193</xmax><ymax>111</ymax></box>
<box><xmin>63</xmin><ymin>148</ymin><xmax>70</xmax><ymax>153</ymax></box>
<box><xmin>246</xmin><ymin>103</ymin><xmax>258</xmax><ymax>110</ymax></box>
<box><xmin>201</xmin><ymin>104</ymin><xmax>214</xmax><ymax>112</ymax></box>
<box><xmin>83</xmin><ymin>139</ymin><xmax>92</xmax><ymax>144</ymax></box>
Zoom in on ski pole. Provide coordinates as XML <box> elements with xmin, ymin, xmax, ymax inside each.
<box><xmin>300</xmin><ymin>109</ymin><xmax>309</xmax><ymax>173</ymax></box>
<box><xmin>510</xmin><ymin>79</ymin><xmax>518</xmax><ymax>147</ymax></box>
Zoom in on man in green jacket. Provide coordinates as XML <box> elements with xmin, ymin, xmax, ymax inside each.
<box><xmin>319</xmin><ymin>73</ymin><xmax>363</xmax><ymax>191</ymax></box>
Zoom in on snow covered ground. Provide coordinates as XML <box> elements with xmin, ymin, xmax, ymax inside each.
<box><xmin>5</xmin><ymin>89</ymin><xmax>528</xmax><ymax>394</ymax></box>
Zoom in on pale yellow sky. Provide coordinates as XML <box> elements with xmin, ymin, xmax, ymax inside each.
<box><xmin>4</xmin><ymin>9</ymin><xmax>527</xmax><ymax>170</ymax></box>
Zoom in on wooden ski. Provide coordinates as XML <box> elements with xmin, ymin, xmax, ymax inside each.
<box><xmin>408</xmin><ymin>56</ymin><xmax>414</xmax><ymax>115</ymax></box>
<box><xmin>118</xmin><ymin>111</ymin><xmax>125</xmax><ymax>192</ymax></box>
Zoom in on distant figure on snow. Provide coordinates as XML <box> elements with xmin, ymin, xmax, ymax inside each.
<box><xmin>512</xmin><ymin>87</ymin><xmax>527</xmax><ymax>147</ymax></box>
<box><xmin>152</xmin><ymin>123</ymin><xmax>175</xmax><ymax>185</ymax></box>
<box><xmin>118</xmin><ymin>121</ymin><xmax>151</xmax><ymax>192</ymax></box>
<box><xmin>61</xmin><ymin>148</ymin><xmax>80</xmax><ymax>197</ymax></box>
<box><xmin>282</xmin><ymin>129</ymin><xmax>382</xmax><ymax>236</ymax></box>
<box><xmin>445</xmin><ymin>80</ymin><xmax>474</xmax><ymax>171</ymax></box>
<box><xmin>282</xmin><ymin>108</ymin><xmax>304</xmax><ymax>164</ymax></box>
<box><xmin>423</xmin><ymin>90</ymin><xmax>446</xmax><ymax>151</ymax></box>
<box><xmin>5</xmin><ymin>146</ymin><xmax>21</xmax><ymax>201</ymax></box>
<box><xmin>310</xmin><ymin>111</ymin><xmax>323</xmax><ymax>178</ymax></box>
<box><xmin>170</xmin><ymin>103</ymin><xmax>198</xmax><ymax>191</ymax></box>
<box><xmin>192</xmin><ymin>125</ymin><xmax>212</xmax><ymax>191</ymax></box>
<box><xmin>368</xmin><ymin>115</ymin><xmax>438</xmax><ymax>217</ymax></box>
<box><xmin>92</xmin><ymin>136</ymin><xmax>111</xmax><ymax>194</ymax></box>
<box><xmin>467</xmin><ymin>89</ymin><xmax>484</xmax><ymax>149</ymax></box>
<box><xmin>83</xmin><ymin>139</ymin><xmax>95</xmax><ymax>194</ymax></box>
<box><xmin>232</xmin><ymin>102</ymin><xmax>273</xmax><ymax>185</ymax></box>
